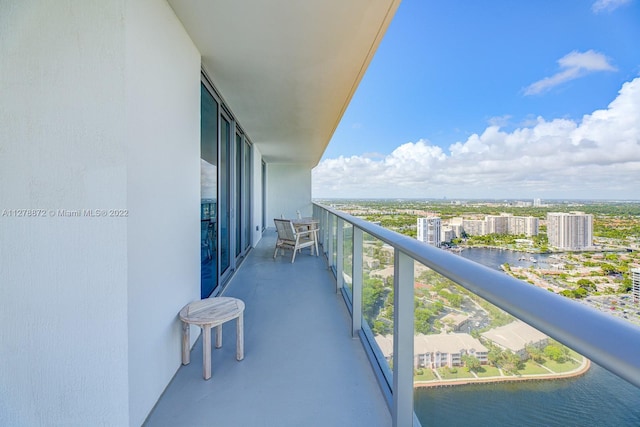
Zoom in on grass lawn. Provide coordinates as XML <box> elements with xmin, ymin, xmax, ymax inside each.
<box><xmin>414</xmin><ymin>369</ymin><xmax>437</xmax><ymax>381</ymax></box>
<box><xmin>567</xmin><ymin>348</ymin><xmax>584</xmax><ymax>360</ymax></box>
<box><xmin>543</xmin><ymin>356</ymin><xmax>580</xmax><ymax>373</ymax></box>
<box><xmin>437</xmin><ymin>367</ymin><xmax>475</xmax><ymax>380</ymax></box>
<box><xmin>474</xmin><ymin>365</ymin><xmax>502</xmax><ymax>378</ymax></box>
<box><xmin>518</xmin><ymin>361</ymin><xmax>550</xmax><ymax>375</ymax></box>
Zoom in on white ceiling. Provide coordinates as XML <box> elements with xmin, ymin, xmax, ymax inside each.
<box><xmin>167</xmin><ymin>0</ymin><xmax>400</xmax><ymax>166</ymax></box>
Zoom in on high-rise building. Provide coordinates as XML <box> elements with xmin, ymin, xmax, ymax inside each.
<box><xmin>486</xmin><ymin>214</ymin><xmax>510</xmax><ymax>234</ymax></box>
<box><xmin>441</xmin><ymin>226</ymin><xmax>455</xmax><ymax>244</ymax></box>
<box><xmin>533</xmin><ymin>198</ymin><xmax>542</xmax><ymax>207</ymax></box>
<box><xmin>417</xmin><ymin>216</ymin><xmax>441</xmax><ymax>247</ymax></box>
<box><xmin>462</xmin><ymin>219</ymin><xmax>487</xmax><ymax>236</ymax></box>
<box><xmin>631</xmin><ymin>268</ymin><xmax>640</xmax><ymax>304</ymax></box>
<box><xmin>454</xmin><ymin>214</ymin><xmax>538</xmax><ymax>237</ymax></box>
<box><xmin>509</xmin><ymin>216</ymin><xmax>539</xmax><ymax>236</ymax></box>
<box><xmin>546</xmin><ymin>212</ymin><xmax>593</xmax><ymax>250</ymax></box>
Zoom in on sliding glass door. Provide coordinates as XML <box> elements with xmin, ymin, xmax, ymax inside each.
<box><xmin>200</xmin><ymin>77</ymin><xmax>252</xmax><ymax>297</ymax></box>
<box><xmin>235</xmin><ymin>132</ymin><xmax>253</xmax><ymax>261</ymax></box>
<box><xmin>242</xmin><ymin>140</ymin><xmax>251</xmax><ymax>252</ymax></box>
<box><xmin>235</xmin><ymin>132</ymin><xmax>243</xmax><ymax>259</ymax></box>
<box><xmin>200</xmin><ymin>84</ymin><xmax>218</xmax><ymax>298</ymax></box>
<box><xmin>219</xmin><ymin>113</ymin><xmax>231</xmax><ymax>279</ymax></box>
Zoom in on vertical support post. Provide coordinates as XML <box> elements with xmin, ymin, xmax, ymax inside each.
<box><xmin>336</xmin><ymin>218</ymin><xmax>344</xmax><ymax>293</ymax></box>
<box><xmin>392</xmin><ymin>250</ymin><xmax>414</xmax><ymax>427</ymax></box>
<box><xmin>352</xmin><ymin>227</ymin><xmax>363</xmax><ymax>337</ymax></box>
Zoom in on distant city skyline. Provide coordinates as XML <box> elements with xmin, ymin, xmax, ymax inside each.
<box><xmin>312</xmin><ymin>0</ymin><xmax>640</xmax><ymax>200</ymax></box>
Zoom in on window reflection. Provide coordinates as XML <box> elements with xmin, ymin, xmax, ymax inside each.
<box><xmin>201</xmin><ymin>84</ymin><xmax>218</xmax><ymax>298</ymax></box>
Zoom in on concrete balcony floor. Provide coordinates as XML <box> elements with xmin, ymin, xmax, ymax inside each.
<box><xmin>145</xmin><ymin>231</ymin><xmax>391</xmax><ymax>427</ymax></box>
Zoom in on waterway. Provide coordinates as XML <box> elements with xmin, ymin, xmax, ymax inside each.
<box><xmin>458</xmin><ymin>246</ymin><xmax>554</xmax><ymax>270</ymax></box>
<box><xmin>413</xmin><ymin>247</ymin><xmax>640</xmax><ymax>427</ymax></box>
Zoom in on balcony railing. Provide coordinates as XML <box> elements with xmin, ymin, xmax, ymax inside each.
<box><xmin>313</xmin><ymin>202</ymin><xmax>640</xmax><ymax>427</ymax></box>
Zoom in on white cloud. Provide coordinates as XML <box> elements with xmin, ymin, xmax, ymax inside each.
<box><xmin>313</xmin><ymin>77</ymin><xmax>640</xmax><ymax>200</ymax></box>
<box><xmin>524</xmin><ymin>50</ymin><xmax>617</xmax><ymax>95</ymax></box>
<box><xmin>488</xmin><ymin>115</ymin><xmax>512</xmax><ymax>127</ymax></box>
<box><xmin>201</xmin><ymin>159</ymin><xmax>217</xmax><ymax>200</ymax></box>
<box><xmin>592</xmin><ymin>0</ymin><xmax>632</xmax><ymax>13</ymax></box>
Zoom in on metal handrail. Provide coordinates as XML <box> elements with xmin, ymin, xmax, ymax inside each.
<box><xmin>314</xmin><ymin>202</ymin><xmax>640</xmax><ymax>389</ymax></box>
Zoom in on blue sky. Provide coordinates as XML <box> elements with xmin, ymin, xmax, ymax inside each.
<box><xmin>313</xmin><ymin>0</ymin><xmax>640</xmax><ymax>200</ymax></box>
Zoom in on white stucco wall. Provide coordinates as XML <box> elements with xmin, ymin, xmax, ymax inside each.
<box><xmin>0</xmin><ymin>1</ymin><xmax>201</xmax><ymax>425</ymax></box>
<box><xmin>0</xmin><ymin>2</ymin><xmax>129</xmax><ymax>425</ymax></box>
<box><xmin>266</xmin><ymin>164</ymin><xmax>312</xmax><ymax>223</ymax></box>
<box><xmin>125</xmin><ymin>1</ymin><xmax>201</xmax><ymax>425</ymax></box>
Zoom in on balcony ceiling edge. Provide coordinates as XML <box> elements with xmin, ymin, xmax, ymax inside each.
<box><xmin>167</xmin><ymin>0</ymin><xmax>400</xmax><ymax>166</ymax></box>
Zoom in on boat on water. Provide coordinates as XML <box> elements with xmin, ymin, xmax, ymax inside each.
<box><xmin>530</xmin><ymin>257</ymin><xmax>537</xmax><ymax>263</ymax></box>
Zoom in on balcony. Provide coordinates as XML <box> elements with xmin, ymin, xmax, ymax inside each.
<box><xmin>147</xmin><ymin>203</ymin><xmax>640</xmax><ymax>427</ymax></box>
<box><xmin>145</xmin><ymin>228</ymin><xmax>391</xmax><ymax>426</ymax></box>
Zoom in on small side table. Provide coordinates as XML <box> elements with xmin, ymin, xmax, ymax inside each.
<box><xmin>179</xmin><ymin>297</ymin><xmax>245</xmax><ymax>380</ymax></box>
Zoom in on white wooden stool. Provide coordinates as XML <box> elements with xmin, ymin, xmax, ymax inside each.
<box><xmin>179</xmin><ymin>297</ymin><xmax>245</xmax><ymax>380</ymax></box>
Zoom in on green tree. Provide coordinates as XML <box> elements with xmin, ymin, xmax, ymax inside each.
<box><xmin>501</xmin><ymin>351</ymin><xmax>522</xmax><ymax>374</ymax></box>
<box><xmin>604</xmin><ymin>253</ymin><xmax>619</xmax><ymax>262</ymax></box>
<box><xmin>560</xmin><ymin>289</ymin><xmax>574</xmax><ymax>298</ymax></box>
<box><xmin>576</xmin><ymin>279</ymin><xmax>596</xmax><ymax>291</ymax></box>
<box><xmin>601</xmin><ymin>263</ymin><xmax>618</xmax><ymax>275</ymax></box>
<box><xmin>439</xmin><ymin>290</ymin><xmax>462</xmax><ymax>308</ymax></box>
<box><xmin>573</xmin><ymin>287</ymin><xmax>588</xmax><ymax>299</ymax></box>
<box><xmin>488</xmin><ymin>347</ymin><xmax>502</xmax><ymax>366</ymax></box>
<box><xmin>372</xmin><ymin>320</ymin><xmax>391</xmax><ymax>335</ymax></box>
<box><xmin>414</xmin><ymin>308</ymin><xmax>434</xmax><ymax>334</ymax></box>
<box><xmin>461</xmin><ymin>354</ymin><xmax>481</xmax><ymax>372</ymax></box>
<box><xmin>544</xmin><ymin>344</ymin><xmax>565</xmax><ymax>362</ymax></box>
<box><xmin>618</xmin><ymin>278</ymin><xmax>632</xmax><ymax>293</ymax></box>
<box><xmin>525</xmin><ymin>345</ymin><xmax>544</xmax><ymax>363</ymax></box>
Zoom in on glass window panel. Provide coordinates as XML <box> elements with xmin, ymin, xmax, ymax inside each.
<box><xmin>362</xmin><ymin>232</ymin><xmax>394</xmax><ymax>386</ymax></box>
<box><xmin>200</xmin><ymin>84</ymin><xmax>218</xmax><ymax>298</ymax></box>
<box><xmin>343</xmin><ymin>223</ymin><xmax>353</xmax><ymax>302</ymax></box>
<box><xmin>219</xmin><ymin>116</ymin><xmax>231</xmax><ymax>274</ymax></box>
<box><xmin>235</xmin><ymin>133</ymin><xmax>242</xmax><ymax>258</ymax></box>
<box><xmin>332</xmin><ymin>216</ymin><xmax>337</xmax><ymax>270</ymax></box>
<box><xmin>411</xmin><ymin>262</ymin><xmax>587</xmax><ymax>426</ymax></box>
<box><xmin>261</xmin><ymin>161</ymin><xmax>266</xmax><ymax>231</ymax></box>
<box><xmin>243</xmin><ymin>141</ymin><xmax>251</xmax><ymax>250</ymax></box>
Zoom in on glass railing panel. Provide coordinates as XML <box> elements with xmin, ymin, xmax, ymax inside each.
<box><xmin>407</xmin><ymin>262</ymin><xmax>635</xmax><ymax>426</ymax></box>
<box><xmin>314</xmin><ymin>202</ymin><xmax>640</xmax><ymax>426</ymax></box>
<box><xmin>331</xmin><ymin>214</ymin><xmax>338</xmax><ymax>271</ymax></box>
<box><xmin>325</xmin><ymin>213</ymin><xmax>335</xmax><ymax>271</ymax></box>
<box><xmin>342</xmin><ymin>222</ymin><xmax>353</xmax><ymax>303</ymax></box>
<box><xmin>361</xmin><ymin>232</ymin><xmax>395</xmax><ymax>386</ymax></box>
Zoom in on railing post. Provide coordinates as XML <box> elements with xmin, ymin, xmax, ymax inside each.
<box><xmin>336</xmin><ymin>218</ymin><xmax>344</xmax><ymax>293</ymax></box>
<box><xmin>392</xmin><ymin>250</ymin><xmax>414</xmax><ymax>427</ymax></box>
<box><xmin>352</xmin><ymin>227</ymin><xmax>363</xmax><ymax>337</ymax></box>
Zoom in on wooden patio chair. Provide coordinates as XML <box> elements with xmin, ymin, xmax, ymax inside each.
<box><xmin>273</xmin><ymin>218</ymin><xmax>317</xmax><ymax>263</ymax></box>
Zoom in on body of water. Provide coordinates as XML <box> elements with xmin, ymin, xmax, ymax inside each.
<box><xmin>459</xmin><ymin>246</ymin><xmax>554</xmax><ymax>270</ymax></box>
<box><xmin>414</xmin><ymin>247</ymin><xmax>640</xmax><ymax>427</ymax></box>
